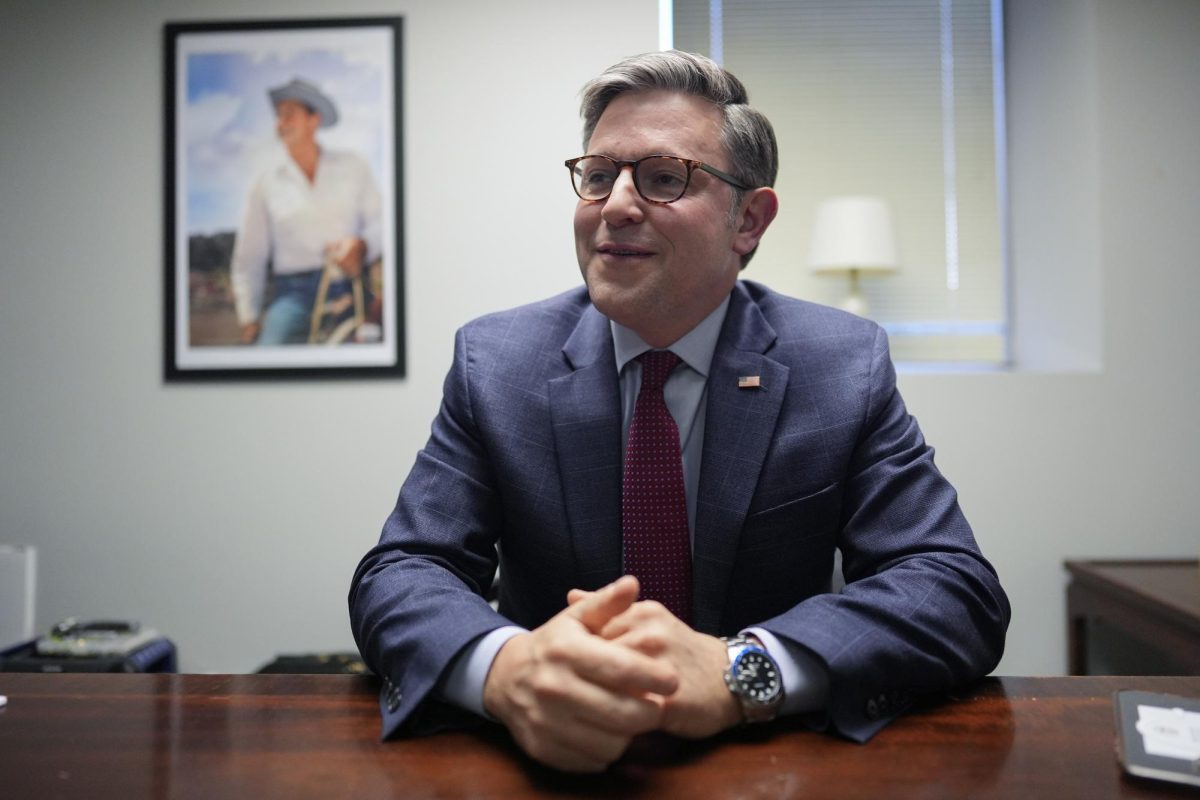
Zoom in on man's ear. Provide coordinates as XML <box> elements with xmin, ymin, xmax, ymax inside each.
<box><xmin>732</xmin><ymin>187</ymin><xmax>779</xmax><ymax>258</ymax></box>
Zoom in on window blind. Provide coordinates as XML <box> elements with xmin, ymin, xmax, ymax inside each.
<box><xmin>673</xmin><ymin>0</ymin><xmax>1007</xmax><ymax>364</ymax></box>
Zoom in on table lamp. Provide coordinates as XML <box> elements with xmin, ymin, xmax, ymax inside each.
<box><xmin>807</xmin><ymin>196</ymin><xmax>899</xmax><ymax>317</ymax></box>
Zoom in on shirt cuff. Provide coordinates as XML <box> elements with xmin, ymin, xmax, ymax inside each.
<box><xmin>437</xmin><ymin>626</ymin><xmax>526</xmax><ymax>719</ymax></box>
<box><xmin>745</xmin><ymin>627</ymin><xmax>830</xmax><ymax>716</ymax></box>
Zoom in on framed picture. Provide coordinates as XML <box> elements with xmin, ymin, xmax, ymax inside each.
<box><xmin>164</xmin><ymin>16</ymin><xmax>404</xmax><ymax>380</ymax></box>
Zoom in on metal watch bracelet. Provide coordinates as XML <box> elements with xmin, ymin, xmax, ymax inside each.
<box><xmin>722</xmin><ymin>633</ymin><xmax>785</xmax><ymax>723</ymax></box>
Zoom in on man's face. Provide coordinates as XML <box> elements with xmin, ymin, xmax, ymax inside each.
<box><xmin>275</xmin><ymin>100</ymin><xmax>320</xmax><ymax>148</ymax></box>
<box><xmin>574</xmin><ymin>90</ymin><xmax>745</xmax><ymax>346</ymax></box>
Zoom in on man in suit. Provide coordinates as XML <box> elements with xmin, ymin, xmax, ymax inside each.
<box><xmin>349</xmin><ymin>50</ymin><xmax>1009</xmax><ymax>773</ymax></box>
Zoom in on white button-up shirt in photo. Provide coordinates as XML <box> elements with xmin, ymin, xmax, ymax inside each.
<box><xmin>230</xmin><ymin>148</ymin><xmax>383</xmax><ymax>324</ymax></box>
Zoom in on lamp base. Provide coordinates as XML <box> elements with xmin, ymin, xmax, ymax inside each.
<box><xmin>840</xmin><ymin>293</ymin><xmax>868</xmax><ymax>318</ymax></box>
<box><xmin>838</xmin><ymin>269</ymin><xmax>869</xmax><ymax>317</ymax></box>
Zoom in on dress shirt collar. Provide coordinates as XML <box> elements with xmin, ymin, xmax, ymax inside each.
<box><xmin>610</xmin><ymin>293</ymin><xmax>731</xmax><ymax>378</ymax></box>
<box><xmin>274</xmin><ymin>146</ymin><xmax>323</xmax><ymax>183</ymax></box>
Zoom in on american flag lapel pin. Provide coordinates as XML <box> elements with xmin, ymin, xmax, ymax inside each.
<box><xmin>737</xmin><ymin>375</ymin><xmax>761</xmax><ymax>389</ymax></box>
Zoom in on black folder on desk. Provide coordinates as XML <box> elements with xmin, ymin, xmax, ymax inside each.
<box><xmin>1115</xmin><ymin>690</ymin><xmax>1200</xmax><ymax>789</ymax></box>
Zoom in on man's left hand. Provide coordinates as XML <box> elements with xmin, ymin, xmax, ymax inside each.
<box><xmin>567</xmin><ymin>591</ymin><xmax>742</xmax><ymax>739</ymax></box>
<box><xmin>327</xmin><ymin>237</ymin><xmax>366</xmax><ymax>277</ymax></box>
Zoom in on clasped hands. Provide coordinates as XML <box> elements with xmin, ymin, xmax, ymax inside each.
<box><xmin>482</xmin><ymin>575</ymin><xmax>741</xmax><ymax>773</ymax></box>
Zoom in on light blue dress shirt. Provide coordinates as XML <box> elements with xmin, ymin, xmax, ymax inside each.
<box><xmin>439</xmin><ymin>295</ymin><xmax>829</xmax><ymax>719</ymax></box>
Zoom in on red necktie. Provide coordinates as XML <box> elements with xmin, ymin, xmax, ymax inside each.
<box><xmin>622</xmin><ymin>350</ymin><xmax>692</xmax><ymax>623</ymax></box>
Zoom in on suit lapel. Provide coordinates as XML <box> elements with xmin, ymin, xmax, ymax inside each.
<box><xmin>548</xmin><ymin>305</ymin><xmax>624</xmax><ymax>589</ymax></box>
<box><xmin>692</xmin><ymin>285</ymin><xmax>788</xmax><ymax>634</ymax></box>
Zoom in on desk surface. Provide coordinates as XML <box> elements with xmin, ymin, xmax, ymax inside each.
<box><xmin>1</xmin><ymin>674</ymin><xmax>1198</xmax><ymax>798</ymax></box>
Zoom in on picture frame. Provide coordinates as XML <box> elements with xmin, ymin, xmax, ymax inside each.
<box><xmin>164</xmin><ymin>16</ymin><xmax>404</xmax><ymax>380</ymax></box>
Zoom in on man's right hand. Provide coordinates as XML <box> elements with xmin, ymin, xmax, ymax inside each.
<box><xmin>482</xmin><ymin>575</ymin><xmax>678</xmax><ymax>773</ymax></box>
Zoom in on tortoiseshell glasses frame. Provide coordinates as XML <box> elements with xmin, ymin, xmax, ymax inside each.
<box><xmin>565</xmin><ymin>154</ymin><xmax>752</xmax><ymax>204</ymax></box>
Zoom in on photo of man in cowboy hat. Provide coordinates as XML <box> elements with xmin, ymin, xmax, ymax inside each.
<box><xmin>229</xmin><ymin>77</ymin><xmax>383</xmax><ymax>346</ymax></box>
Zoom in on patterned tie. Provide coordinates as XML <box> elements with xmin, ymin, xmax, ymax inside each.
<box><xmin>622</xmin><ymin>350</ymin><xmax>692</xmax><ymax>623</ymax></box>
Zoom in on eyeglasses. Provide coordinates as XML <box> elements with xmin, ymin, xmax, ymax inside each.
<box><xmin>564</xmin><ymin>154</ymin><xmax>752</xmax><ymax>204</ymax></box>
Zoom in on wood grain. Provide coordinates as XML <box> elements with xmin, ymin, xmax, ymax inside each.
<box><xmin>1</xmin><ymin>674</ymin><xmax>1198</xmax><ymax>798</ymax></box>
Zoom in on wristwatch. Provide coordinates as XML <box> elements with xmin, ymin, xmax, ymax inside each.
<box><xmin>721</xmin><ymin>634</ymin><xmax>785</xmax><ymax>723</ymax></box>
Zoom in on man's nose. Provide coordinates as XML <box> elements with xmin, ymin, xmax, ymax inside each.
<box><xmin>600</xmin><ymin>167</ymin><xmax>645</xmax><ymax>226</ymax></box>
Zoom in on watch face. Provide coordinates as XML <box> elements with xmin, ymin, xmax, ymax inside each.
<box><xmin>733</xmin><ymin>649</ymin><xmax>780</xmax><ymax>704</ymax></box>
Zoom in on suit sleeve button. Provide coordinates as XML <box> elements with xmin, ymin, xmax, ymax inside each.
<box><xmin>865</xmin><ymin>698</ymin><xmax>879</xmax><ymax>720</ymax></box>
<box><xmin>385</xmin><ymin>686</ymin><xmax>402</xmax><ymax>712</ymax></box>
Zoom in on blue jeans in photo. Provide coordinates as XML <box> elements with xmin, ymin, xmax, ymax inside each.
<box><xmin>258</xmin><ymin>269</ymin><xmax>350</xmax><ymax>346</ymax></box>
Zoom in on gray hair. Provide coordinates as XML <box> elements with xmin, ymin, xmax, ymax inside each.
<box><xmin>579</xmin><ymin>51</ymin><xmax>778</xmax><ymax>267</ymax></box>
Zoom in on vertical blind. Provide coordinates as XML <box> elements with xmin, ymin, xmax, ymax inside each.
<box><xmin>673</xmin><ymin>0</ymin><xmax>1007</xmax><ymax>364</ymax></box>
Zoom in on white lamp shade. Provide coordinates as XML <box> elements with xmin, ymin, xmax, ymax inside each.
<box><xmin>807</xmin><ymin>196</ymin><xmax>899</xmax><ymax>274</ymax></box>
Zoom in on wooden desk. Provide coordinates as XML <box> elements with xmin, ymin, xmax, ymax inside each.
<box><xmin>2</xmin><ymin>674</ymin><xmax>1199</xmax><ymax>798</ymax></box>
<box><xmin>1066</xmin><ymin>559</ymin><xmax>1200</xmax><ymax>675</ymax></box>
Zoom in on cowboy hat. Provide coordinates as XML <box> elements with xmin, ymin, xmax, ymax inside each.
<box><xmin>268</xmin><ymin>78</ymin><xmax>339</xmax><ymax>128</ymax></box>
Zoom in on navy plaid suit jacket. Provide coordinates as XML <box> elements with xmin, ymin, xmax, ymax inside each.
<box><xmin>349</xmin><ymin>280</ymin><xmax>1009</xmax><ymax>742</ymax></box>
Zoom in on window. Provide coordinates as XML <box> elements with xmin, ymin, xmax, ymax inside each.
<box><xmin>671</xmin><ymin>0</ymin><xmax>1008</xmax><ymax>365</ymax></box>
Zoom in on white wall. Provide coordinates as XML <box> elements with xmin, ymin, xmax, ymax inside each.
<box><xmin>924</xmin><ymin>0</ymin><xmax>1200</xmax><ymax>673</ymax></box>
<box><xmin>1</xmin><ymin>0</ymin><xmax>1197</xmax><ymax>675</ymax></box>
<box><xmin>0</xmin><ymin>0</ymin><xmax>657</xmax><ymax>672</ymax></box>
